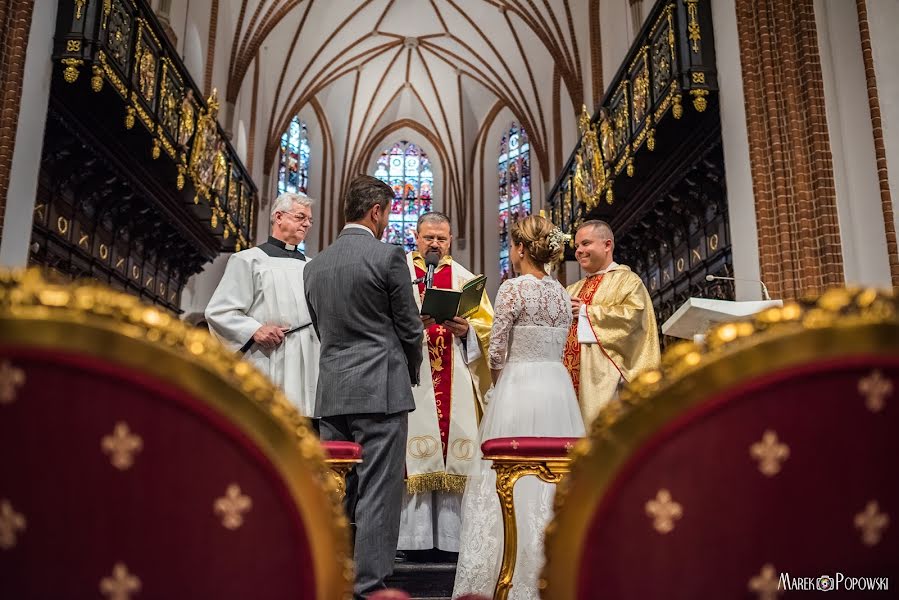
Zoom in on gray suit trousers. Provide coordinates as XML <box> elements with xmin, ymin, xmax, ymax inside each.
<box><xmin>320</xmin><ymin>411</ymin><xmax>408</xmax><ymax>599</ymax></box>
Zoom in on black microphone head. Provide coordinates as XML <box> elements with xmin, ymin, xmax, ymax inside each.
<box><xmin>425</xmin><ymin>250</ymin><xmax>440</xmax><ymax>268</ymax></box>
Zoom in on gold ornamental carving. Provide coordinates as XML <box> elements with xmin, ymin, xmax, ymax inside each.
<box><xmin>214</xmin><ymin>484</ymin><xmax>252</xmax><ymax>530</ymax></box>
<box><xmin>750</xmin><ymin>430</ymin><xmax>789</xmax><ymax>477</ymax></box>
<box><xmin>137</xmin><ymin>45</ymin><xmax>157</xmax><ymax>103</ymax></box>
<box><xmin>858</xmin><ymin>369</ymin><xmax>892</xmax><ymax>413</ymax></box>
<box><xmin>62</xmin><ymin>58</ymin><xmax>84</xmax><ymax>83</ymax></box>
<box><xmin>102</xmin><ymin>422</ymin><xmax>143</xmax><ymax>470</ymax></box>
<box><xmin>0</xmin><ymin>499</ymin><xmax>26</xmax><ymax>550</ymax></box>
<box><xmin>690</xmin><ymin>88</ymin><xmax>709</xmax><ymax>112</ymax></box>
<box><xmin>189</xmin><ymin>89</ymin><xmax>223</xmax><ymax>205</ymax></box>
<box><xmin>748</xmin><ymin>563</ymin><xmax>782</xmax><ymax>600</ymax></box>
<box><xmin>100</xmin><ymin>562</ymin><xmax>141</xmax><ymax>600</ymax></box>
<box><xmin>0</xmin><ymin>360</ymin><xmax>25</xmax><ymax>405</ymax></box>
<box><xmin>178</xmin><ymin>89</ymin><xmax>196</xmax><ymax>148</ymax></box>
<box><xmin>645</xmin><ymin>488</ymin><xmax>682</xmax><ymax>534</ymax></box>
<box><xmin>685</xmin><ymin>0</ymin><xmax>702</xmax><ymax>54</ymax></box>
<box><xmin>74</xmin><ymin>0</ymin><xmax>86</xmax><ymax>20</ymax></box>
<box><xmin>854</xmin><ymin>501</ymin><xmax>889</xmax><ymax>547</ymax></box>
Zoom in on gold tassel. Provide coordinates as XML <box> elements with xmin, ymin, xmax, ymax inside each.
<box><xmin>406</xmin><ymin>472</ymin><xmax>469</xmax><ymax>494</ymax></box>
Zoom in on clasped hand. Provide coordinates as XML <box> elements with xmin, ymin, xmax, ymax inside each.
<box><xmin>253</xmin><ymin>324</ymin><xmax>291</xmax><ymax>349</ymax></box>
<box><xmin>421</xmin><ymin>315</ymin><xmax>469</xmax><ymax>338</ymax></box>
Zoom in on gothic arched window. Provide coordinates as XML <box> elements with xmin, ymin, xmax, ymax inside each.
<box><xmin>373</xmin><ymin>141</ymin><xmax>434</xmax><ymax>251</ymax></box>
<box><xmin>277</xmin><ymin>116</ymin><xmax>310</xmax><ymax>196</ymax></box>
<box><xmin>498</xmin><ymin>124</ymin><xmax>531</xmax><ymax>280</ymax></box>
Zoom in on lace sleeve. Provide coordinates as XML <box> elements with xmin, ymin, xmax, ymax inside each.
<box><xmin>488</xmin><ymin>280</ymin><xmax>520</xmax><ymax>369</ymax></box>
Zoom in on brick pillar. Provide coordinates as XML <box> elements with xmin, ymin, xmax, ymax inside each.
<box><xmin>735</xmin><ymin>0</ymin><xmax>844</xmax><ymax>299</ymax></box>
<box><xmin>0</xmin><ymin>0</ymin><xmax>35</xmax><ymax>240</ymax></box>
<box><xmin>856</xmin><ymin>0</ymin><xmax>899</xmax><ymax>289</ymax></box>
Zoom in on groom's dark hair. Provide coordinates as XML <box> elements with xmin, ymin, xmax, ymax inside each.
<box><xmin>344</xmin><ymin>175</ymin><xmax>393</xmax><ymax>222</ymax></box>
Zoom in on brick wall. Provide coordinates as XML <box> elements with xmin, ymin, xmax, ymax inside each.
<box><xmin>735</xmin><ymin>0</ymin><xmax>844</xmax><ymax>299</ymax></box>
<box><xmin>0</xmin><ymin>0</ymin><xmax>35</xmax><ymax>241</ymax></box>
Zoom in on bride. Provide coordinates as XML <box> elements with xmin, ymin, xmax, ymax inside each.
<box><xmin>452</xmin><ymin>215</ymin><xmax>586</xmax><ymax>599</ymax></box>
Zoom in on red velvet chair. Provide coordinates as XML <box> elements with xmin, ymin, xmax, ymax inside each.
<box><xmin>542</xmin><ymin>288</ymin><xmax>899</xmax><ymax>599</ymax></box>
<box><xmin>481</xmin><ymin>436</ymin><xmax>581</xmax><ymax>600</ymax></box>
<box><xmin>0</xmin><ymin>270</ymin><xmax>352</xmax><ymax>599</ymax></box>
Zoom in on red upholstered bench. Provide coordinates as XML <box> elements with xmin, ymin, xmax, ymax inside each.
<box><xmin>481</xmin><ymin>436</ymin><xmax>581</xmax><ymax>600</ymax></box>
<box><xmin>321</xmin><ymin>441</ymin><xmax>362</xmax><ymax>500</ymax></box>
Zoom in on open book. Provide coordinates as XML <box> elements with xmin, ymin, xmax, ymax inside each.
<box><xmin>420</xmin><ymin>274</ymin><xmax>487</xmax><ymax>324</ymax></box>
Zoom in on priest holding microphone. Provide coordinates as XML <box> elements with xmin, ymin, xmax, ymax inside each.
<box><xmin>398</xmin><ymin>212</ymin><xmax>493</xmax><ymax>554</ymax></box>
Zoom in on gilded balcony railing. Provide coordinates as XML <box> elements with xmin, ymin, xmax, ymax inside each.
<box><xmin>547</xmin><ymin>0</ymin><xmax>717</xmax><ymax>238</ymax></box>
<box><xmin>53</xmin><ymin>0</ymin><xmax>257</xmax><ymax>252</ymax></box>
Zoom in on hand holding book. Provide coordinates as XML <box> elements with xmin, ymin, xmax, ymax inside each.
<box><xmin>420</xmin><ymin>274</ymin><xmax>488</xmax><ymax>324</ymax></box>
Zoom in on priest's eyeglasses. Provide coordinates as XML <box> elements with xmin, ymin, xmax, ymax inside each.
<box><xmin>281</xmin><ymin>211</ymin><xmax>314</xmax><ymax>225</ymax></box>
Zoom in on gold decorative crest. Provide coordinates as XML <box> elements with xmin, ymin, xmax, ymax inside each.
<box><xmin>100</xmin><ymin>562</ymin><xmax>141</xmax><ymax>600</ymax></box>
<box><xmin>858</xmin><ymin>369</ymin><xmax>892</xmax><ymax>413</ymax></box>
<box><xmin>214</xmin><ymin>484</ymin><xmax>252</xmax><ymax>530</ymax></box>
<box><xmin>0</xmin><ymin>360</ymin><xmax>25</xmax><ymax>405</ymax></box>
<box><xmin>748</xmin><ymin>563</ymin><xmax>782</xmax><ymax>600</ymax></box>
<box><xmin>645</xmin><ymin>488</ymin><xmax>682</xmax><ymax>534</ymax></box>
<box><xmin>0</xmin><ymin>499</ymin><xmax>26</xmax><ymax>550</ymax></box>
<box><xmin>102</xmin><ymin>422</ymin><xmax>143</xmax><ymax>470</ymax></box>
<box><xmin>189</xmin><ymin>89</ymin><xmax>222</xmax><ymax>203</ymax></box>
<box><xmin>750</xmin><ymin>430</ymin><xmax>789</xmax><ymax>477</ymax></box>
<box><xmin>854</xmin><ymin>501</ymin><xmax>889</xmax><ymax>547</ymax></box>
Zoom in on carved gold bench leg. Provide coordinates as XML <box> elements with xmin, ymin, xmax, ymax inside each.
<box><xmin>490</xmin><ymin>458</ymin><xmax>570</xmax><ymax>600</ymax></box>
<box><xmin>325</xmin><ymin>461</ymin><xmax>357</xmax><ymax>502</ymax></box>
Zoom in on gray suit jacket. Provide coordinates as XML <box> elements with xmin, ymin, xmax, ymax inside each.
<box><xmin>304</xmin><ymin>227</ymin><xmax>423</xmax><ymax>417</ymax></box>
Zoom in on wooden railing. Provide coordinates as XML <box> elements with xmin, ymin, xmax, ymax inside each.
<box><xmin>53</xmin><ymin>0</ymin><xmax>257</xmax><ymax>252</ymax></box>
<box><xmin>546</xmin><ymin>0</ymin><xmax>718</xmax><ymax>238</ymax></box>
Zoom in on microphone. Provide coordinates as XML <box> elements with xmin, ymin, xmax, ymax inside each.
<box><xmin>424</xmin><ymin>250</ymin><xmax>440</xmax><ymax>289</ymax></box>
<box><xmin>705</xmin><ymin>274</ymin><xmax>772</xmax><ymax>301</ymax></box>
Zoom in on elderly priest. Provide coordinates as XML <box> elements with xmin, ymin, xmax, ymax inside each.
<box><xmin>205</xmin><ymin>193</ymin><xmax>319</xmax><ymax>416</ymax></box>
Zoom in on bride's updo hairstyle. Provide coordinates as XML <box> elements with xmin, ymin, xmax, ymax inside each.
<box><xmin>510</xmin><ymin>215</ymin><xmax>567</xmax><ymax>266</ymax></box>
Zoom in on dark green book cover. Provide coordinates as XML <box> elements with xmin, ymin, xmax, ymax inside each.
<box><xmin>420</xmin><ymin>275</ymin><xmax>487</xmax><ymax>323</ymax></box>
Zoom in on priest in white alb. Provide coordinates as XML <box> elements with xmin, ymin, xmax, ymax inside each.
<box><xmin>205</xmin><ymin>193</ymin><xmax>319</xmax><ymax>416</ymax></box>
<box><xmin>399</xmin><ymin>212</ymin><xmax>493</xmax><ymax>553</ymax></box>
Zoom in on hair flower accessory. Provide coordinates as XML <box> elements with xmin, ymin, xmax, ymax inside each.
<box><xmin>547</xmin><ymin>227</ymin><xmax>571</xmax><ymax>254</ymax></box>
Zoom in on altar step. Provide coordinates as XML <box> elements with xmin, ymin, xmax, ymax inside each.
<box><xmin>386</xmin><ymin>549</ymin><xmax>457</xmax><ymax>599</ymax></box>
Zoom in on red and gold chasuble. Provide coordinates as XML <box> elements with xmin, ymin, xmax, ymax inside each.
<box><xmin>563</xmin><ymin>274</ymin><xmax>603</xmax><ymax>396</ymax></box>
<box><xmin>415</xmin><ymin>263</ymin><xmax>454</xmax><ymax>460</ymax></box>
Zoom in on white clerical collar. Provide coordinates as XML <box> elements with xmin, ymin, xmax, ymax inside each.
<box><xmin>586</xmin><ymin>261</ymin><xmax>619</xmax><ymax>277</ymax></box>
<box><xmin>343</xmin><ymin>223</ymin><xmax>375</xmax><ymax>237</ymax></box>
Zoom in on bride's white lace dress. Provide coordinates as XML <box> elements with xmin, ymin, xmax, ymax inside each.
<box><xmin>452</xmin><ymin>274</ymin><xmax>586</xmax><ymax>599</ymax></box>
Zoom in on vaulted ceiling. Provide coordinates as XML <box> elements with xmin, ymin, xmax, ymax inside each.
<box><xmin>220</xmin><ymin>0</ymin><xmax>598</xmax><ymax>204</ymax></box>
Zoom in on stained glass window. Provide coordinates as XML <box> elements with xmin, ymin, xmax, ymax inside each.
<box><xmin>277</xmin><ymin>116</ymin><xmax>311</xmax><ymax>251</ymax></box>
<box><xmin>278</xmin><ymin>116</ymin><xmax>310</xmax><ymax>196</ymax></box>
<box><xmin>498</xmin><ymin>124</ymin><xmax>531</xmax><ymax>280</ymax></box>
<box><xmin>373</xmin><ymin>141</ymin><xmax>434</xmax><ymax>251</ymax></box>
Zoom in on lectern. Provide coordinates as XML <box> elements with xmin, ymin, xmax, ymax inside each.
<box><xmin>662</xmin><ymin>298</ymin><xmax>783</xmax><ymax>342</ymax></box>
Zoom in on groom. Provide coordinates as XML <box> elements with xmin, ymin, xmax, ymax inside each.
<box><xmin>304</xmin><ymin>175</ymin><xmax>423</xmax><ymax>598</ymax></box>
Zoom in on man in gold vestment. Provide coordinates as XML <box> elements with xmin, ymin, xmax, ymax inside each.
<box><xmin>398</xmin><ymin>212</ymin><xmax>493</xmax><ymax>552</ymax></box>
<box><xmin>564</xmin><ymin>220</ymin><xmax>660</xmax><ymax>426</ymax></box>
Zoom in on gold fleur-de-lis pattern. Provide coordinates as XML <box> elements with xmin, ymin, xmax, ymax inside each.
<box><xmin>750</xmin><ymin>430</ymin><xmax>790</xmax><ymax>477</ymax></box>
<box><xmin>0</xmin><ymin>499</ymin><xmax>26</xmax><ymax>550</ymax></box>
<box><xmin>858</xmin><ymin>369</ymin><xmax>893</xmax><ymax>413</ymax></box>
<box><xmin>214</xmin><ymin>484</ymin><xmax>252</xmax><ymax>530</ymax></box>
<box><xmin>100</xmin><ymin>562</ymin><xmax>141</xmax><ymax>600</ymax></box>
<box><xmin>102</xmin><ymin>422</ymin><xmax>144</xmax><ymax>470</ymax></box>
<box><xmin>854</xmin><ymin>500</ymin><xmax>889</xmax><ymax>547</ymax></box>
<box><xmin>0</xmin><ymin>360</ymin><xmax>25</xmax><ymax>405</ymax></box>
<box><xmin>748</xmin><ymin>563</ymin><xmax>782</xmax><ymax>600</ymax></box>
<box><xmin>645</xmin><ymin>489</ymin><xmax>683</xmax><ymax>534</ymax></box>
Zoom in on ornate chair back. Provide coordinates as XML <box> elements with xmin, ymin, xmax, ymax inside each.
<box><xmin>0</xmin><ymin>270</ymin><xmax>351</xmax><ymax>599</ymax></box>
<box><xmin>543</xmin><ymin>289</ymin><xmax>899</xmax><ymax>599</ymax></box>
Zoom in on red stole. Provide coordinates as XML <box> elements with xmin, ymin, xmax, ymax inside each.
<box><xmin>415</xmin><ymin>263</ymin><xmax>454</xmax><ymax>460</ymax></box>
<box><xmin>563</xmin><ymin>274</ymin><xmax>604</xmax><ymax>396</ymax></box>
